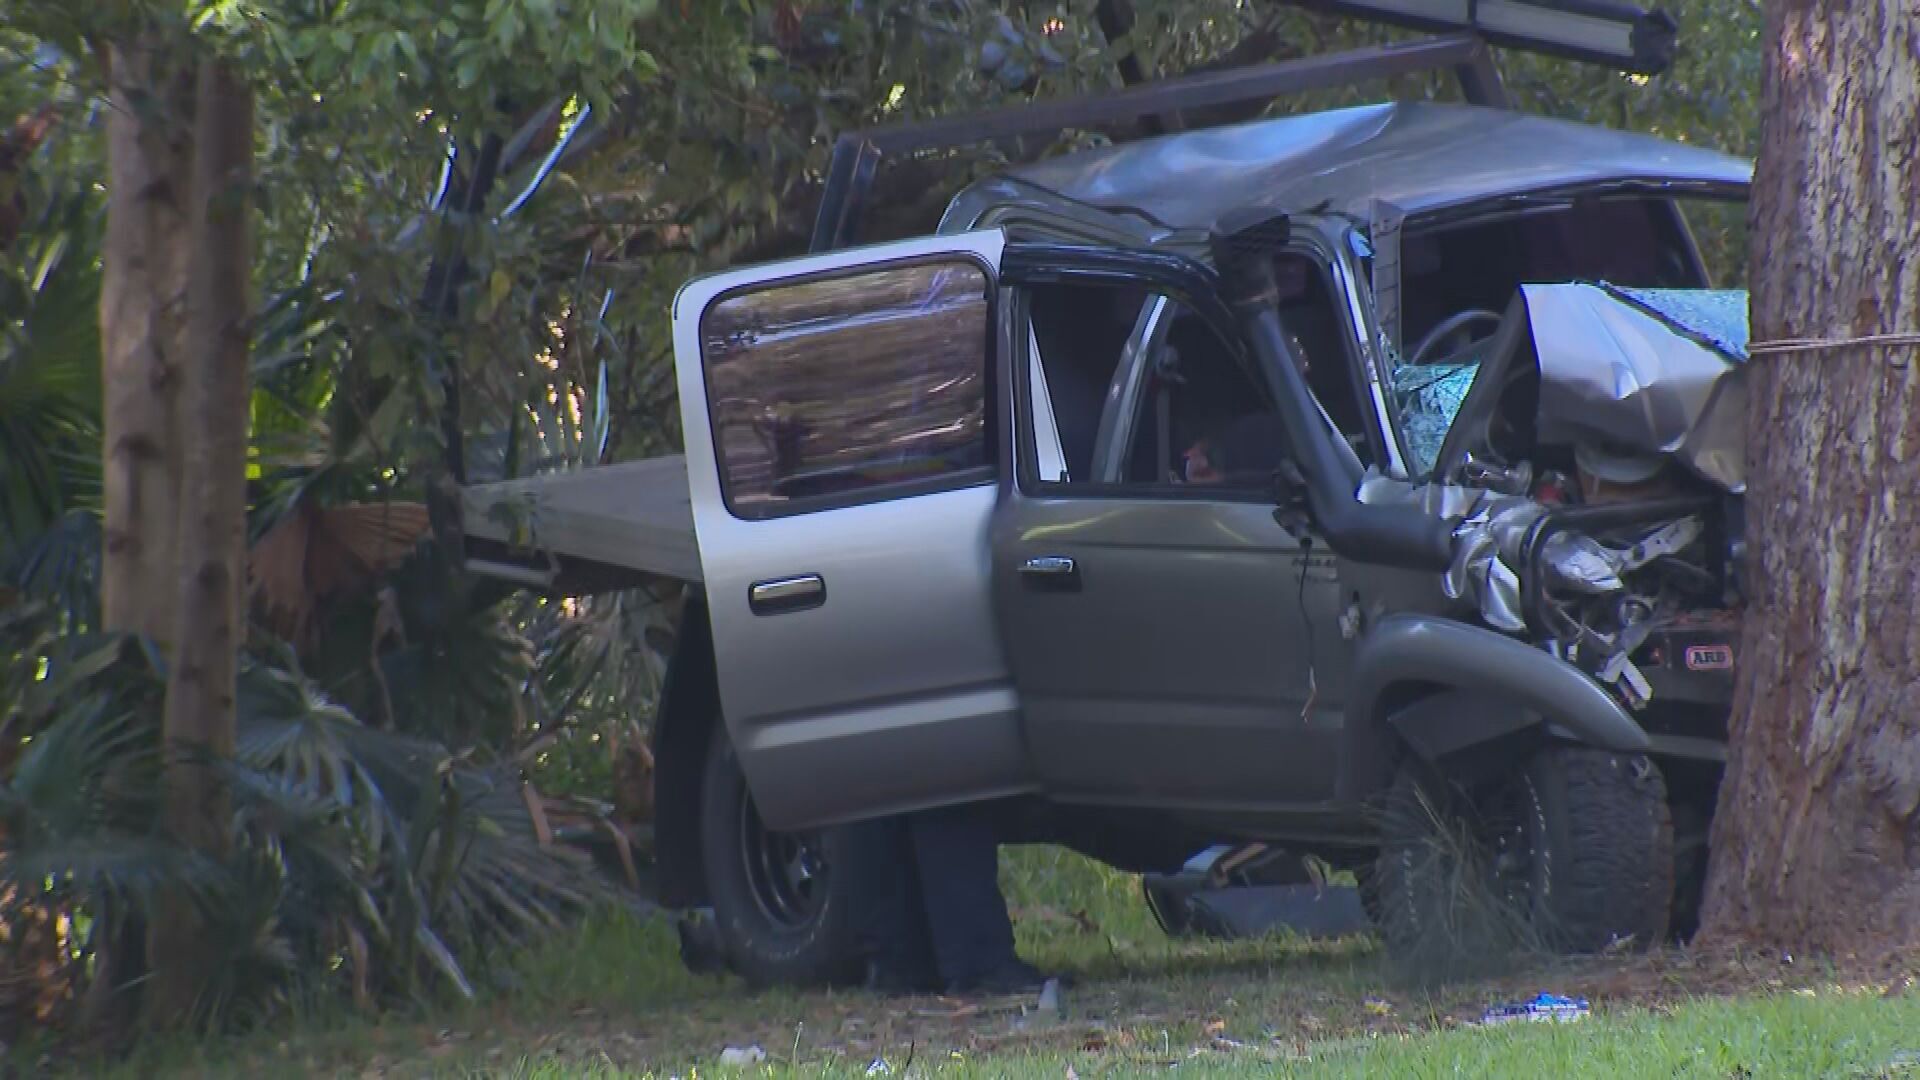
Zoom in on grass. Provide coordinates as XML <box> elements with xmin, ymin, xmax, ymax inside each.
<box><xmin>56</xmin><ymin>847</ymin><xmax>1920</xmax><ymax>1079</ymax></box>
<box><xmin>493</xmin><ymin>990</ymin><xmax>1920</xmax><ymax>1078</ymax></box>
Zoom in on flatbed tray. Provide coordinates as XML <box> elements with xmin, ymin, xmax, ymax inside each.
<box><xmin>460</xmin><ymin>454</ymin><xmax>703</xmax><ymax>585</ymax></box>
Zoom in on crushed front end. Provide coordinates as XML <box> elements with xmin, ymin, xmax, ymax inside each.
<box><xmin>1364</xmin><ymin>283</ymin><xmax>1749</xmax><ymax>718</ymax></box>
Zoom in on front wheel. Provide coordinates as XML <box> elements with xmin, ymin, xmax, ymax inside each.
<box><xmin>699</xmin><ymin>727</ymin><xmax>863</xmax><ymax>987</ymax></box>
<box><xmin>1373</xmin><ymin>745</ymin><xmax>1674</xmax><ymax>958</ymax></box>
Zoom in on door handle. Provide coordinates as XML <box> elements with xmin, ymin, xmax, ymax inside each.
<box><xmin>749</xmin><ymin>573</ymin><xmax>825</xmax><ymax>615</ymax></box>
<box><xmin>1018</xmin><ymin>555</ymin><xmax>1080</xmax><ymax>591</ymax></box>
<box><xmin>1020</xmin><ymin>556</ymin><xmax>1077</xmax><ymax>577</ymax></box>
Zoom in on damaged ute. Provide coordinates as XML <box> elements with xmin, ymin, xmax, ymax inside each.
<box><xmin>459</xmin><ymin>10</ymin><xmax>1754</xmax><ymax>984</ymax></box>
<box><xmin>1346</xmin><ymin>275</ymin><xmax>1749</xmax><ymax>952</ymax></box>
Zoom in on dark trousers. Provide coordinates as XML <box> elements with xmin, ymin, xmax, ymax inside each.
<box><xmin>839</xmin><ymin>804</ymin><xmax>1016</xmax><ymax>986</ymax></box>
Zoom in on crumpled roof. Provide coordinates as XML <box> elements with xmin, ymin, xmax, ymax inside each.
<box><xmin>981</xmin><ymin>101</ymin><xmax>1751</xmax><ymax>231</ymax></box>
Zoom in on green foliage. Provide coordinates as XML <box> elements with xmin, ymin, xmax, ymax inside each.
<box><xmin>0</xmin><ymin>83</ymin><xmax>102</xmax><ymax>565</ymax></box>
<box><xmin>257</xmin><ymin>0</ymin><xmax>660</xmax><ymax>126</ymax></box>
<box><xmin>288</xmin><ymin>547</ymin><xmax>535</xmax><ymax>751</ymax></box>
<box><xmin>518</xmin><ymin>587</ymin><xmax>675</xmax><ymax>797</ymax></box>
<box><xmin>0</xmin><ymin>612</ymin><xmax>199</xmax><ymax>914</ymax></box>
<box><xmin>230</xmin><ymin>659</ymin><xmax>613</xmax><ymax>1009</ymax></box>
<box><xmin>0</xmin><ymin>603</ymin><xmax>613</xmax><ymax>1031</ymax></box>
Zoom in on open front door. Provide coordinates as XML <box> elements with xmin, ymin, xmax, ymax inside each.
<box><xmin>987</xmin><ymin>258</ymin><xmax>1353</xmax><ymax>823</ymax></box>
<box><xmin>672</xmin><ymin>230</ymin><xmax>1032</xmax><ymax>831</ymax></box>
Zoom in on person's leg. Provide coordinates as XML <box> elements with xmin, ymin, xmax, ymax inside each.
<box><xmin>835</xmin><ymin>816</ymin><xmax>939</xmax><ymax>993</ymax></box>
<box><xmin>907</xmin><ymin>803</ymin><xmax>1047</xmax><ymax>994</ymax></box>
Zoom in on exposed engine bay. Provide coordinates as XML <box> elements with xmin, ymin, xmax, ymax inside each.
<box><xmin>1365</xmin><ymin>283</ymin><xmax>1750</xmax><ymax>711</ymax></box>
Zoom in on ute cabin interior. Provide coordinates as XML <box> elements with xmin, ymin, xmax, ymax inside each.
<box><xmin>1024</xmin><ymin>192</ymin><xmax>1717</xmax><ymax>489</ymax></box>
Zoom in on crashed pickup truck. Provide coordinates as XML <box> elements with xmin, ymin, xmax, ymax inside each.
<box><xmin>461</xmin><ymin>9</ymin><xmax>1753</xmax><ymax>983</ymax></box>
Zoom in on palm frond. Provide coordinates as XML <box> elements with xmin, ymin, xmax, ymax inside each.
<box><xmin>3</xmin><ymin>508</ymin><xmax>102</xmax><ymax>631</ymax></box>
<box><xmin>10</xmin><ymin>628</ymin><xmax>140</xmax><ymax>728</ymax></box>
<box><xmin>0</xmin><ymin>836</ymin><xmax>225</xmax><ymax>910</ymax></box>
<box><xmin>0</xmin><ymin>165</ymin><xmax>102</xmax><ymax>555</ymax></box>
<box><xmin>411</xmin><ymin>924</ymin><xmax>474</xmax><ymax>1000</ymax></box>
<box><xmin>249</xmin><ymin>501</ymin><xmax>430</xmax><ymax>647</ymax></box>
<box><xmin>4</xmin><ymin>700</ymin><xmax>158</xmax><ymax>839</ymax></box>
<box><xmin>515</xmin><ymin>585</ymin><xmax>675</xmax><ymax>805</ymax></box>
<box><xmin>233</xmin><ymin>662</ymin><xmax>611</xmax><ymax>1000</ymax></box>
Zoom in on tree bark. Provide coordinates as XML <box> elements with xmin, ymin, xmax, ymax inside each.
<box><xmin>145</xmin><ymin>57</ymin><xmax>253</xmax><ymax>1028</ymax></box>
<box><xmin>1700</xmin><ymin>1</ymin><xmax>1920</xmax><ymax>953</ymax></box>
<box><xmin>83</xmin><ymin>35</ymin><xmax>197</xmax><ymax>1035</ymax></box>
<box><xmin>100</xmin><ymin>39</ymin><xmax>195</xmax><ymax>645</ymax></box>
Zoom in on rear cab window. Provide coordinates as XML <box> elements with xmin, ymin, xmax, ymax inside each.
<box><xmin>699</xmin><ymin>259</ymin><xmax>995</xmax><ymax>519</ymax></box>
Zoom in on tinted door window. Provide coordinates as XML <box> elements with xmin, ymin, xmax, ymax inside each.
<box><xmin>700</xmin><ymin>260</ymin><xmax>993</xmax><ymax>519</ymax></box>
<box><xmin>1022</xmin><ymin>254</ymin><xmax>1366</xmax><ymax>494</ymax></box>
<box><xmin>1026</xmin><ymin>282</ymin><xmax>1147</xmax><ymax>482</ymax></box>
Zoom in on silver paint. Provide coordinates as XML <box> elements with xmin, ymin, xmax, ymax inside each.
<box><xmin>671</xmin><ymin>231</ymin><xmax>1036</xmax><ymax>831</ymax></box>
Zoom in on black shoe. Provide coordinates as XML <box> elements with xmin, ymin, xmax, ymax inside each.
<box><xmin>945</xmin><ymin>958</ymin><xmax>1056</xmax><ymax>997</ymax></box>
<box><xmin>864</xmin><ymin>959</ymin><xmax>942</xmax><ymax>996</ymax></box>
<box><xmin>675</xmin><ymin>913</ymin><xmax>728</xmax><ymax>976</ymax></box>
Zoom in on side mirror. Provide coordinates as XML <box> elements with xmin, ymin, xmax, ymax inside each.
<box><xmin>1271</xmin><ymin>459</ymin><xmax>1313</xmax><ymax>534</ymax></box>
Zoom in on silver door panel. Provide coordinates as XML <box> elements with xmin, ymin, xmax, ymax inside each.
<box><xmin>673</xmin><ymin>230</ymin><xmax>1031</xmax><ymax>830</ymax></box>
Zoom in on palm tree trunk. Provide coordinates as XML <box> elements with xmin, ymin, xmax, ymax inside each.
<box><xmin>145</xmin><ymin>56</ymin><xmax>253</xmax><ymax>1028</ymax></box>
<box><xmin>99</xmin><ymin>37</ymin><xmax>193</xmax><ymax>646</ymax></box>
<box><xmin>86</xmin><ymin>34</ymin><xmax>195</xmax><ymax>1034</ymax></box>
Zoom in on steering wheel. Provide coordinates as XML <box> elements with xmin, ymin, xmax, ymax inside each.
<box><xmin>1407</xmin><ymin>308</ymin><xmax>1505</xmax><ymax>367</ymax></box>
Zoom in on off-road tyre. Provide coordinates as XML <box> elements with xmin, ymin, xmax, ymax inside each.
<box><xmin>699</xmin><ymin>726</ymin><xmax>864</xmax><ymax>987</ymax></box>
<box><xmin>1374</xmin><ymin>745</ymin><xmax>1674</xmax><ymax>957</ymax></box>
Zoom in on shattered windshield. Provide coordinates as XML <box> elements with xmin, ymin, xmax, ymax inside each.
<box><xmin>1354</xmin><ymin>191</ymin><xmax>1748</xmax><ymax>479</ymax></box>
<box><xmin>1385</xmin><ymin>283</ymin><xmax>1750</xmax><ymax>484</ymax></box>
<box><xmin>1391</xmin><ymin>358</ymin><xmax>1482</xmax><ymax>478</ymax></box>
<box><xmin>1605</xmin><ymin>286</ymin><xmax>1750</xmax><ymax>359</ymax></box>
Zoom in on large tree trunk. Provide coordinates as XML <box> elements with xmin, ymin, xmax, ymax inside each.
<box><xmin>145</xmin><ymin>58</ymin><xmax>254</xmax><ymax>1028</ymax></box>
<box><xmin>100</xmin><ymin>39</ymin><xmax>194</xmax><ymax>645</ymax></box>
<box><xmin>1700</xmin><ymin>1</ymin><xmax>1920</xmax><ymax>952</ymax></box>
<box><xmin>85</xmin><ymin>36</ymin><xmax>196</xmax><ymax>1035</ymax></box>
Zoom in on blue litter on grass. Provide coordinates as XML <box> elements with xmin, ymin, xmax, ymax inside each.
<box><xmin>1481</xmin><ymin>992</ymin><xmax>1591</xmax><ymax>1025</ymax></box>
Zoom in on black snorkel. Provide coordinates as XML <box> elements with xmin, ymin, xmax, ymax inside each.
<box><xmin>1209</xmin><ymin>210</ymin><xmax>1456</xmax><ymax>572</ymax></box>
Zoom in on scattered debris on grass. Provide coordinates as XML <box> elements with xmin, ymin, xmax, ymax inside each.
<box><xmin>1479</xmin><ymin>992</ymin><xmax>1591</xmax><ymax>1025</ymax></box>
